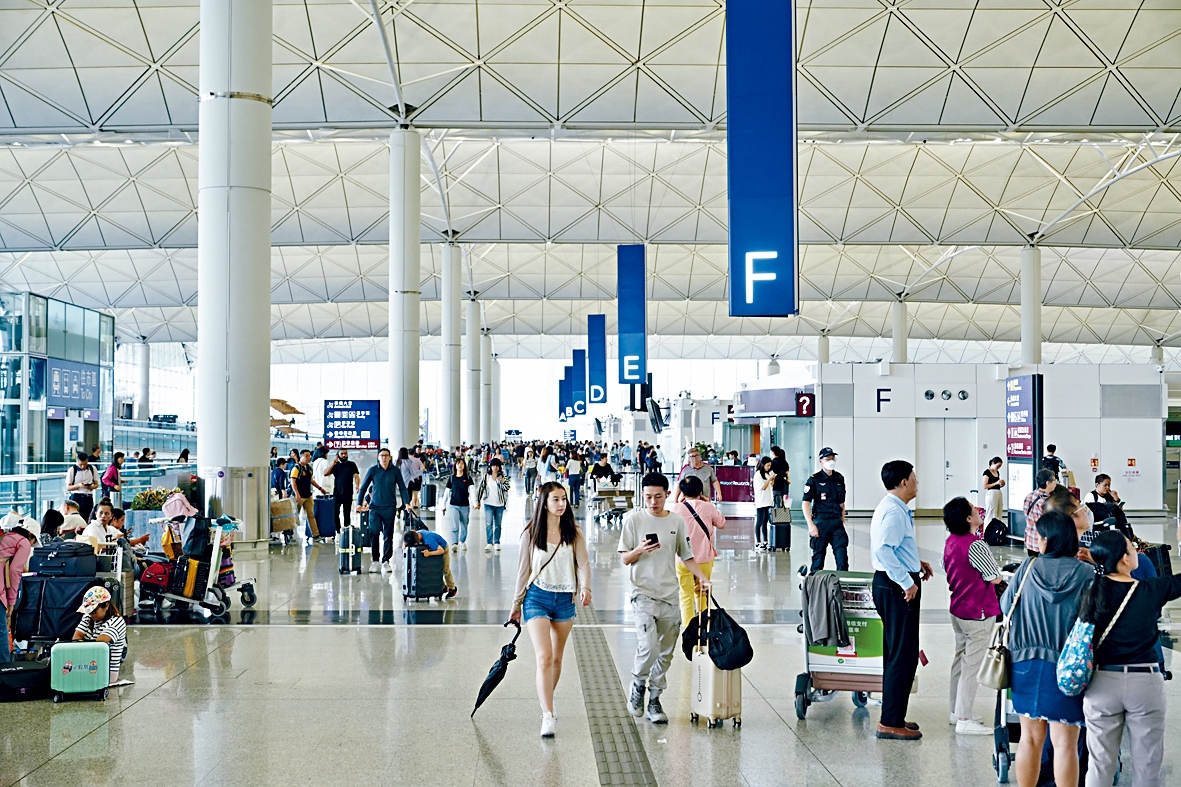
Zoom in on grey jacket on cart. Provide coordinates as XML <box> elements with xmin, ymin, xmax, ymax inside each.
<box><xmin>803</xmin><ymin>572</ymin><xmax>849</xmax><ymax>648</ymax></box>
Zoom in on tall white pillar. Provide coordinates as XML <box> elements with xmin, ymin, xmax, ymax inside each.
<box><xmin>1150</xmin><ymin>344</ymin><xmax>1163</xmax><ymax>365</ymax></box>
<box><xmin>817</xmin><ymin>334</ymin><xmax>830</xmax><ymax>364</ymax></box>
<box><xmin>388</xmin><ymin>129</ymin><xmax>421</xmax><ymax>450</ymax></box>
<box><xmin>440</xmin><ymin>243</ymin><xmax>461</xmax><ymax>450</ymax></box>
<box><xmin>480</xmin><ymin>332</ymin><xmax>492</xmax><ymax>444</ymax></box>
<box><xmin>135</xmin><ymin>343</ymin><xmax>150</xmax><ymax>421</ymax></box>
<box><xmin>1021</xmin><ymin>245</ymin><xmax>1042</xmax><ymax>365</ymax></box>
<box><xmin>197</xmin><ymin>0</ymin><xmax>272</xmax><ymax>547</ymax></box>
<box><xmin>491</xmin><ymin>356</ymin><xmax>501</xmax><ymax>441</ymax></box>
<box><xmin>892</xmin><ymin>299</ymin><xmax>908</xmax><ymax>364</ymax></box>
<box><xmin>464</xmin><ymin>298</ymin><xmax>481</xmax><ymax>445</ymax></box>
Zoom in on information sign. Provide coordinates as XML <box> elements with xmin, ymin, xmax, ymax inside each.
<box><xmin>324</xmin><ymin>400</ymin><xmax>380</xmax><ymax>449</ymax></box>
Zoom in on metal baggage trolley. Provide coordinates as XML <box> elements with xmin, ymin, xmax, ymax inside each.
<box><xmin>794</xmin><ymin>569</ymin><xmax>883</xmax><ymax>719</ymax></box>
<box><xmin>143</xmin><ymin>519</ymin><xmax>256</xmax><ymax>618</ymax></box>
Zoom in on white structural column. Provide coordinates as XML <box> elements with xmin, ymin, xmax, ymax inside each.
<box><xmin>196</xmin><ymin>0</ymin><xmax>272</xmax><ymax>546</ymax></box>
<box><xmin>440</xmin><ymin>243</ymin><xmax>461</xmax><ymax>450</ymax></box>
<box><xmin>480</xmin><ymin>332</ymin><xmax>492</xmax><ymax>444</ymax></box>
<box><xmin>388</xmin><ymin>129</ymin><xmax>421</xmax><ymax>449</ymax></box>
<box><xmin>1150</xmin><ymin>344</ymin><xmax>1164</xmax><ymax>365</ymax></box>
<box><xmin>892</xmin><ymin>300</ymin><xmax>908</xmax><ymax>364</ymax></box>
<box><xmin>1021</xmin><ymin>245</ymin><xmax>1042</xmax><ymax>365</ymax></box>
<box><xmin>135</xmin><ymin>343</ymin><xmax>151</xmax><ymax>421</ymax></box>
<box><xmin>491</xmin><ymin>356</ymin><xmax>501</xmax><ymax>440</ymax></box>
<box><xmin>817</xmin><ymin>334</ymin><xmax>830</xmax><ymax>364</ymax></box>
<box><xmin>464</xmin><ymin>298</ymin><xmax>481</xmax><ymax>445</ymax></box>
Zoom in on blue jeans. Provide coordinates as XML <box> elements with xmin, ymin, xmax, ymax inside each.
<box><xmin>451</xmin><ymin>505</ymin><xmax>470</xmax><ymax>544</ymax></box>
<box><xmin>484</xmin><ymin>505</ymin><xmax>504</xmax><ymax>545</ymax></box>
<box><xmin>0</xmin><ymin>604</ymin><xmax>11</xmax><ymax>663</ymax></box>
<box><xmin>569</xmin><ymin>475</ymin><xmax>583</xmax><ymax>506</ymax></box>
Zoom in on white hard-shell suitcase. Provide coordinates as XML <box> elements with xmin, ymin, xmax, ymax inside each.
<box><xmin>688</xmin><ymin>590</ymin><xmax>742</xmax><ymax>728</ymax></box>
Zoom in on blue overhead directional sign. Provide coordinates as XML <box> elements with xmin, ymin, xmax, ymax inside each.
<box><xmin>588</xmin><ymin>314</ymin><xmax>607</xmax><ymax>403</ymax></box>
<box><xmin>617</xmin><ymin>244</ymin><xmax>647</xmax><ymax>383</ymax></box>
<box><xmin>572</xmin><ymin>350</ymin><xmax>587</xmax><ymax>415</ymax></box>
<box><xmin>726</xmin><ymin>1</ymin><xmax>799</xmax><ymax>317</ymax></box>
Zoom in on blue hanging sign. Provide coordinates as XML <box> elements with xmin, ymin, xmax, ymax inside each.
<box><xmin>617</xmin><ymin>244</ymin><xmax>647</xmax><ymax>383</ymax></box>
<box><xmin>563</xmin><ymin>366</ymin><xmax>574</xmax><ymax>419</ymax></box>
<box><xmin>558</xmin><ymin>370</ymin><xmax>571</xmax><ymax>422</ymax></box>
<box><xmin>324</xmin><ymin>399</ymin><xmax>381</xmax><ymax>449</ymax></box>
<box><xmin>46</xmin><ymin>359</ymin><xmax>100</xmax><ymax>409</ymax></box>
<box><xmin>726</xmin><ymin>1</ymin><xmax>799</xmax><ymax>317</ymax></box>
<box><xmin>572</xmin><ymin>350</ymin><xmax>587</xmax><ymax>415</ymax></box>
<box><xmin>588</xmin><ymin>314</ymin><xmax>607</xmax><ymax>403</ymax></box>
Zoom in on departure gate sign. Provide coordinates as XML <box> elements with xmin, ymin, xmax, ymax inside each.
<box><xmin>324</xmin><ymin>400</ymin><xmax>380</xmax><ymax>449</ymax></box>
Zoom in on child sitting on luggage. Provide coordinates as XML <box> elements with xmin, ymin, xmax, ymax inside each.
<box><xmin>72</xmin><ymin>586</ymin><xmax>127</xmax><ymax>684</ymax></box>
<box><xmin>403</xmin><ymin>529</ymin><xmax>458</xmax><ymax>599</ymax></box>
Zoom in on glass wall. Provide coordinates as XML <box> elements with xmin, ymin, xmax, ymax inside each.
<box><xmin>0</xmin><ymin>355</ymin><xmax>21</xmax><ymax>475</ymax></box>
<box><xmin>0</xmin><ymin>293</ymin><xmax>22</xmax><ymax>353</ymax></box>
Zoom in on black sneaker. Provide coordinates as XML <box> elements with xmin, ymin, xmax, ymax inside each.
<box><xmin>627</xmin><ymin>683</ymin><xmax>645</xmax><ymax>717</ymax></box>
<box><xmin>445</xmin><ymin>588</ymin><xmax>458</xmax><ymax>599</ymax></box>
<box><xmin>646</xmin><ymin>695</ymin><xmax>668</xmax><ymax>723</ymax></box>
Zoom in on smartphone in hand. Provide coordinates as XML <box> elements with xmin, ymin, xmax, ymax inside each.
<box><xmin>645</xmin><ymin>533</ymin><xmax>660</xmax><ymax>548</ymax></box>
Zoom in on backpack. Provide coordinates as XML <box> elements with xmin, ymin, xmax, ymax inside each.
<box><xmin>983</xmin><ymin>518</ymin><xmax>1008</xmax><ymax>547</ymax></box>
<box><xmin>1041</xmin><ymin>455</ymin><xmax>1062</xmax><ymax>475</ymax></box>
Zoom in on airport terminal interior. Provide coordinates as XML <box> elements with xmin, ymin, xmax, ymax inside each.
<box><xmin>6</xmin><ymin>1</ymin><xmax>1181</xmax><ymax>786</ymax></box>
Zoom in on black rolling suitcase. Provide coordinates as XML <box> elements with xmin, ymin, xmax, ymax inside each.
<box><xmin>359</xmin><ymin>510</ymin><xmax>373</xmax><ymax>549</ymax></box>
<box><xmin>338</xmin><ymin>526</ymin><xmax>363</xmax><ymax>574</ymax></box>
<box><xmin>1139</xmin><ymin>542</ymin><xmax>1172</xmax><ymax>576</ymax></box>
<box><xmin>402</xmin><ymin>545</ymin><xmax>445</xmax><ymax>601</ymax></box>
<box><xmin>12</xmin><ymin>576</ymin><xmax>108</xmax><ymax>641</ymax></box>
<box><xmin>421</xmin><ymin>480</ymin><xmax>437</xmax><ymax>509</ymax></box>
<box><xmin>308</xmin><ymin>497</ymin><xmax>338</xmax><ymax>539</ymax></box>
<box><xmin>0</xmin><ymin>660</ymin><xmax>51</xmax><ymax>701</ymax></box>
<box><xmin>29</xmin><ymin>542</ymin><xmax>97</xmax><ymax>577</ymax></box>
<box><xmin>770</xmin><ymin>522</ymin><xmax>791</xmax><ymax>551</ymax></box>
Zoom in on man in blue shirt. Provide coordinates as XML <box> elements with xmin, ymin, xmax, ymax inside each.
<box><xmin>869</xmin><ymin>459</ymin><xmax>932</xmax><ymax>741</ymax></box>
<box><xmin>403</xmin><ymin>528</ymin><xmax>457</xmax><ymax>598</ymax></box>
<box><xmin>270</xmin><ymin>458</ymin><xmax>288</xmax><ymax>499</ymax></box>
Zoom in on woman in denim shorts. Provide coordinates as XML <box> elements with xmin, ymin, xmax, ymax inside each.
<box><xmin>510</xmin><ymin>481</ymin><xmax>591</xmax><ymax>738</ymax></box>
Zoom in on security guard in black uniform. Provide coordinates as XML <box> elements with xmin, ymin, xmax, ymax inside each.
<box><xmin>801</xmin><ymin>447</ymin><xmax>849</xmax><ymax>572</ymax></box>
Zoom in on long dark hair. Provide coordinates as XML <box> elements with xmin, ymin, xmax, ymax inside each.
<box><xmin>757</xmin><ymin>456</ymin><xmax>773</xmax><ymax>479</ymax></box>
<box><xmin>1080</xmin><ymin>530</ymin><xmax>1133</xmax><ymax>628</ymax></box>
<box><xmin>528</xmin><ymin>481</ymin><xmax>578</xmax><ymax>552</ymax></box>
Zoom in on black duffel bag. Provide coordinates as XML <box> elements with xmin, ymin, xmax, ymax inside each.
<box><xmin>681</xmin><ymin>596</ymin><xmax>754</xmax><ymax>671</ymax></box>
<box><xmin>29</xmin><ymin>541</ymin><xmax>97</xmax><ymax>577</ymax></box>
<box><xmin>182</xmin><ymin>517</ymin><xmax>212</xmax><ymax>559</ymax></box>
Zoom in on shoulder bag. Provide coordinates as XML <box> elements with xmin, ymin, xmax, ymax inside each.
<box><xmin>1057</xmin><ymin>580</ymin><xmax>1138</xmax><ymax>697</ymax></box>
<box><xmin>977</xmin><ymin>557</ymin><xmax>1036</xmax><ymax>690</ymax></box>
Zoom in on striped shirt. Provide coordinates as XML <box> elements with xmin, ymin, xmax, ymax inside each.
<box><xmin>75</xmin><ymin>613</ymin><xmax>127</xmax><ymax>680</ymax></box>
<box><xmin>966</xmin><ymin>540</ymin><xmax>1002</xmax><ymax>582</ymax></box>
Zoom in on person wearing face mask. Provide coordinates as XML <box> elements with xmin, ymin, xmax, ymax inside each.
<box><xmin>802</xmin><ymin>447</ymin><xmax>849</xmax><ymax>572</ymax></box>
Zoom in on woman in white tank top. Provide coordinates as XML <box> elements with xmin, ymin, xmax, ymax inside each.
<box><xmin>510</xmin><ymin>481</ymin><xmax>591</xmax><ymax>738</ymax></box>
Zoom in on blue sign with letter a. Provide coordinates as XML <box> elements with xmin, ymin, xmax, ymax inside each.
<box><xmin>617</xmin><ymin>244</ymin><xmax>647</xmax><ymax>383</ymax></box>
<box><xmin>726</xmin><ymin>1</ymin><xmax>798</xmax><ymax>317</ymax></box>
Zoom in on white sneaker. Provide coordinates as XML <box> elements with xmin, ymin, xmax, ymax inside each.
<box><xmin>540</xmin><ymin>712</ymin><xmax>556</xmax><ymax>738</ymax></box>
<box><xmin>385</xmin><ymin>560</ymin><xmax>395</xmax><ymax>573</ymax></box>
<box><xmin>460</xmin><ymin>543</ymin><xmax>467</xmax><ymax>551</ymax></box>
<box><xmin>368</xmin><ymin>562</ymin><xmax>381</xmax><ymax>573</ymax></box>
<box><xmin>495</xmin><ymin>544</ymin><xmax>501</xmax><ymax>552</ymax></box>
<box><xmin>451</xmin><ymin>545</ymin><xmax>458</xmax><ymax>552</ymax></box>
<box><xmin>956</xmin><ymin>719</ymin><xmax>993</xmax><ymax>736</ymax></box>
<box><xmin>485</xmin><ymin>544</ymin><xmax>492</xmax><ymax>553</ymax></box>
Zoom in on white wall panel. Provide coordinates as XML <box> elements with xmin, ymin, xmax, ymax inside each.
<box><xmin>852</xmin><ymin>418</ymin><xmax>916</xmax><ymax>510</ymax></box>
<box><xmin>1098</xmin><ymin>419</ymin><xmax>1164</xmax><ymax>510</ymax></box>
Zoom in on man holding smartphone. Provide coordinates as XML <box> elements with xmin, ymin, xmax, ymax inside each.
<box><xmin>619</xmin><ymin>472</ymin><xmax>712</xmax><ymax>724</ymax></box>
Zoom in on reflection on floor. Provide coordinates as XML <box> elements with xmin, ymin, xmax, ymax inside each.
<box><xmin>6</xmin><ymin>478</ymin><xmax>1180</xmax><ymax>786</ymax></box>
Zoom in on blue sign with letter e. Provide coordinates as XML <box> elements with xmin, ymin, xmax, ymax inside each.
<box><xmin>726</xmin><ymin>1</ymin><xmax>798</xmax><ymax>317</ymax></box>
<box><xmin>617</xmin><ymin>244</ymin><xmax>647</xmax><ymax>383</ymax></box>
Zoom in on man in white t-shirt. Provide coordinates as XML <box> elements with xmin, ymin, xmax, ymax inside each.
<box><xmin>618</xmin><ymin>472</ymin><xmax>711</xmax><ymax>724</ymax></box>
<box><xmin>59</xmin><ymin>501</ymin><xmax>88</xmax><ymax>537</ymax></box>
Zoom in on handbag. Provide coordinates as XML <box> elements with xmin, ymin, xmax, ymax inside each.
<box><xmin>978</xmin><ymin>557</ymin><xmax>1036</xmax><ymax>690</ymax></box>
<box><xmin>1057</xmin><ymin>581</ymin><xmax>1137</xmax><ymax>697</ymax></box>
<box><xmin>770</xmin><ymin>507</ymin><xmax>792</xmax><ymax>524</ymax></box>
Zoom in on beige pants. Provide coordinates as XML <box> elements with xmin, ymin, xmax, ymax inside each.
<box><xmin>984</xmin><ymin>488</ymin><xmax>1004</xmax><ymax>522</ymax></box>
<box><xmin>949</xmin><ymin>615</ymin><xmax>993</xmax><ymax>720</ymax></box>
<box><xmin>441</xmin><ymin>549</ymin><xmax>456</xmax><ymax>591</ymax></box>
<box><xmin>676</xmin><ymin>559</ymin><xmax>714</xmax><ymax>631</ymax></box>
<box><xmin>296</xmin><ymin>498</ymin><xmax>319</xmax><ymax>537</ymax></box>
<box><xmin>1084</xmin><ymin>668</ymin><xmax>1167</xmax><ymax>787</ymax></box>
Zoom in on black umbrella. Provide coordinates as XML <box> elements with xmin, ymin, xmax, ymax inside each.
<box><xmin>471</xmin><ymin>620</ymin><xmax>522</xmax><ymax>717</ymax></box>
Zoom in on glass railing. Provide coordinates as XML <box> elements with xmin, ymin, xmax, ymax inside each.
<box><xmin>0</xmin><ymin>464</ymin><xmax>197</xmax><ymax>520</ymax></box>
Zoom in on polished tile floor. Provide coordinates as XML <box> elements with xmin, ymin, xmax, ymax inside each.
<box><xmin>5</xmin><ymin>477</ymin><xmax>1181</xmax><ymax>787</ymax></box>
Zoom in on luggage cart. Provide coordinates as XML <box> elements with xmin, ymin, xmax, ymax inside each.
<box><xmin>793</xmin><ymin>569</ymin><xmax>883</xmax><ymax>720</ymax></box>
<box><xmin>142</xmin><ymin>520</ymin><xmax>254</xmax><ymax>618</ymax></box>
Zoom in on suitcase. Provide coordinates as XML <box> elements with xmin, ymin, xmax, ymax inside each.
<box><xmin>12</xmin><ymin>576</ymin><xmax>107</xmax><ymax>641</ymax></box>
<box><xmin>769</xmin><ymin>522</ymin><xmax>791</xmax><ymax>551</ymax></box>
<box><xmin>170</xmin><ymin>558</ymin><xmax>210</xmax><ymax>600</ymax></box>
<box><xmin>359</xmin><ymin>510</ymin><xmax>373</xmax><ymax>549</ymax></box>
<box><xmin>308</xmin><ymin>497</ymin><xmax>337</xmax><ymax>539</ymax></box>
<box><xmin>50</xmin><ymin>641</ymin><xmax>110</xmax><ymax>701</ymax></box>
<box><xmin>422</xmin><ymin>480</ymin><xmax>437</xmax><ymax>509</ymax></box>
<box><xmin>1139</xmin><ymin>542</ymin><xmax>1172</xmax><ymax>576</ymax></box>
<box><xmin>29</xmin><ymin>542</ymin><xmax>97</xmax><ymax>577</ymax></box>
<box><xmin>338</xmin><ymin>526</ymin><xmax>363</xmax><ymax>574</ymax></box>
<box><xmin>402</xmin><ymin>545</ymin><xmax>446</xmax><ymax>601</ymax></box>
<box><xmin>690</xmin><ymin>647</ymin><xmax>742</xmax><ymax>727</ymax></box>
<box><xmin>270</xmin><ymin>498</ymin><xmax>297</xmax><ymax>532</ymax></box>
<box><xmin>0</xmin><ymin>660</ymin><xmax>51</xmax><ymax>701</ymax></box>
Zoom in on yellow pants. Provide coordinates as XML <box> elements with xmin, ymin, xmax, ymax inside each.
<box><xmin>676</xmin><ymin>559</ymin><xmax>714</xmax><ymax>631</ymax></box>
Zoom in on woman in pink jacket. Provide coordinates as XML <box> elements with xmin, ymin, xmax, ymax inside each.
<box><xmin>0</xmin><ymin>526</ymin><xmax>37</xmax><ymax>662</ymax></box>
